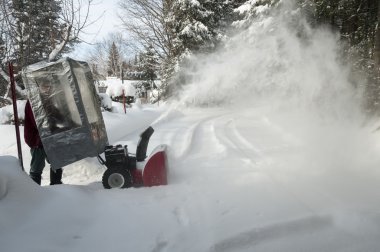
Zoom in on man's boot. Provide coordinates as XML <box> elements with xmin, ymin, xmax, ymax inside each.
<box><xmin>50</xmin><ymin>168</ymin><xmax>63</xmax><ymax>185</ymax></box>
<box><xmin>29</xmin><ymin>172</ymin><xmax>41</xmax><ymax>185</ymax></box>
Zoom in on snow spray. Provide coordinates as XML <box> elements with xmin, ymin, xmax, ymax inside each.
<box><xmin>172</xmin><ymin>1</ymin><xmax>380</xmax><ymax>212</ymax></box>
<box><xmin>176</xmin><ymin>1</ymin><xmax>364</xmax><ymax>123</ymax></box>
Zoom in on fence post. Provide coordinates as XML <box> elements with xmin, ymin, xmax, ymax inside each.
<box><xmin>122</xmin><ymin>89</ymin><xmax>126</xmax><ymax>114</ymax></box>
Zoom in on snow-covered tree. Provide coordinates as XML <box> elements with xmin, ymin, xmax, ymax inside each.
<box><xmin>10</xmin><ymin>0</ymin><xmax>64</xmax><ymax>67</ymax></box>
<box><xmin>167</xmin><ymin>0</ymin><xmax>233</xmax><ymax>58</ymax></box>
<box><xmin>107</xmin><ymin>42</ymin><xmax>122</xmax><ymax>77</ymax></box>
<box><xmin>140</xmin><ymin>45</ymin><xmax>159</xmax><ymax>82</ymax></box>
<box><xmin>0</xmin><ymin>0</ymin><xmax>95</xmax><ymax>100</ymax></box>
<box><xmin>134</xmin><ymin>45</ymin><xmax>160</xmax><ymax>100</ymax></box>
<box><xmin>232</xmin><ymin>0</ymin><xmax>278</xmax><ymax>29</ymax></box>
<box><xmin>375</xmin><ymin>4</ymin><xmax>380</xmax><ymax>68</ymax></box>
<box><xmin>160</xmin><ymin>0</ymin><xmax>235</xmax><ymax>97</ymax></box>
<box><xmin>297</xmin><ymin>0</ymin><xmax>380</xmax><ymax>113</ymax></box>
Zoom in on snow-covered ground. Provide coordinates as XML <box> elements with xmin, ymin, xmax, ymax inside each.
<box><xmin>2</xmin><ymin>3</ymin><xmax>380</xmax><ymax>251</ymax></box>
<box><xmin>1</xmin><ymin>101</ymin><xmax>380</xmax><ymax>252</ymax></box>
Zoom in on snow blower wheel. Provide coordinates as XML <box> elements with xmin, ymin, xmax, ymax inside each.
<box><xmin>102</xmin><ymin>168</ymin><xmax>133</xmax><ymax>189</ymax></box>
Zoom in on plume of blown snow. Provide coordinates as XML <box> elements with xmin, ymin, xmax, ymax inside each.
<box><xmin>175</xmin><ymin>1</ymin><xmax>364</xmax><ymax>124</ymax></box>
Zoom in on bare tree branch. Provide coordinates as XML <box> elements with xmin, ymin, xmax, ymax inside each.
<box><xmin>49</xmin><ymin>0</ymin><xmax>94</xmax><ymax>61</ymax></box>
<box><xmin>118</xmin><ymin>0</ymin><xmax>173</xmax><ymax>60</ymax></box>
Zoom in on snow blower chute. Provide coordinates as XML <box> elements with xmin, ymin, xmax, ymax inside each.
<box><xmin>21</xmin><ymin>57</ymin><xmax>168</xmax><ymax>189</ymax></box>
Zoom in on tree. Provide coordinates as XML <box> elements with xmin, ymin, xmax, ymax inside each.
<box><xmin>107</xmin><ymin>42</ymin><xmax>121</xmax><ymax>77</ymax></box>
<box><xmin>118</xmin><ymin>0</ymin><xmax>236</xmax><ymax>99</ymax></box>
<box><xmin>166</xmin><ymin>0</ymin><xmax>234</xmax><ymax>58</ymax></box>
<box><xmin>374</xmin><ymin>1</ymin><xmax>380</xmax><ymax>68</ymax></box>
<box><xmin>302</xmin><ymin>0</ymin><xmax>380</xmax><ymax>113</ymax></box>
<box><xmin>9</xmin><ymin>0</ymin><xmax>63</xmax><ymax>67</ymax></box>
<box><xmin>0</xmin><ymin>0</ymin><xmax>95</xmax><ymax>99</ymax></box>
<box><xmin>118</xmin><ymin>0</ymin><xmax>174</xmax><ymax>60</ymax></box>
<box><xmin>160</xmin><ymin>0</ymin><xmax>235</xmax><ymax>97</ymax></box>
<box><xmin>140</xmin><ymin>45</ymin><xmax>159</xmax><ymax>82</ymax></box>
<box><xmin>87</xmin><ymin>32</ymin><xmax>133</xmax><ymax>81</ymax></box>
<box><xmin>118</xmin><ymin>0</ymin><xmax>177</xmax><ymax>98</ymax></box>
<box><xmin>232</xmin><ymin>0</ymin><xmax>279</xmax><ymax>29</ymax></box>
<box><xmin>135</xmin><ymin>45</ymin><xmax>159</xmax><ymax>99</ymax></box>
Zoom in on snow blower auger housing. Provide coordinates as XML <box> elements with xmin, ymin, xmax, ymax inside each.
<box><xmin>99</xmin><ymin>127</ymin><xmax>168</xmax><ymax>189</ymax></box>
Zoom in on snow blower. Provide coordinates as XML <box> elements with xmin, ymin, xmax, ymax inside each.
<box><xmin>98</xmin><ymin>127</ymin><xmax>168</xmax><ymax>188</ymax></box>
<box><xmin>21</xmin><ymin>57</ymin><xmax>168</xmax><ymax>189</ymax></box>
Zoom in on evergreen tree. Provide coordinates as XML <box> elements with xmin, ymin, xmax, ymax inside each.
<box><xmin>107</xmin><ymin>42</ymin><xmax>121</xmax><ymax>77</ymax></box>
<box><xmin>299</xmin><ymin>0</ymin><xmax>380</xmax><ymax>113</ymax></box>
<box><xmin>138</xmin><ymin>45</ymin><xmax>159</xmax><ymax>97</ymax></box>
<box><xmin>375</xmin><ymin>4</ymin><xmax>380</xmax><ymax>68</ymax></box>
<box><xmin>11</xmin><ymin>0</ymin><xmax>65</xmax><ymax>66</ymax></box>
<box><xmin>134</xmin><ymin>54</ymin><xmax>139</xmax><ymax>65</ymax></box>
<box><xmin>0</xmin><ymin>36</ymin><xmax>5</xmax><ymax>61</ymax></box>
<box><xmin>232</xmin><ymin>0</ymin><xmax>279</xmax><ymax>29</ymax></box>
<box><xmin>167</xmin><ymin>0</ymin><xmax>233</xmax><ymax>58</ymax></box>
<box><xmin>140</xmin><ymin>45</ymin><xmax>159</xmax><ymax>83</ymax></box>
<box><xmin>161</xmin><ymin>0</ymin><xmax>235</xmax><ymax>97</ymax></box>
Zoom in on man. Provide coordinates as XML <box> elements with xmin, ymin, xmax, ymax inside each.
<box><xmin>24</xmin><ymin>100</ymin><xmax>63</xmax><ymax>185</ymax></box>
<box><xmin>38</xmin><ymin>80</ymin><xmax>77</xmax><ymax>133</ymax></box>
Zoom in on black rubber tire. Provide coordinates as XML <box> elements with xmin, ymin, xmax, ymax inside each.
<box><xmin>102</xmin><ymin>168</ymin><xmax>133</xmax><ymax>189</ymax></box>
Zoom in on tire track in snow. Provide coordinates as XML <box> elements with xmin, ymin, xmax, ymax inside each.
<box><xmin>212</xmin><ymin>115</ymin><xmax>322</xmax><ymax>215</ymax></box>
<box><xmin>212</xmin><ymin>116</ymin><xmax>263</xmax><ymax>162</ymax></box>
<box><xmin>153</xmin><ymin>119</ymin><xmax>204</xmax><ymax>163</ymax></box>
<box><xmin>180</xmin><ymin>112</ymin><xmax>247</xmax><ymax>161</ymax></box>
<box><xmin>236</xmin><ymin>117</ymin><xmax>346</xmax><ymax>213</ymax></box>
<box><xmin>157</xmin><ymin>112</ymin><xmax>232</xmax><ymax>160</ymax></box>
<box><xmin>169</xmin><ymin>120</ymin><xmax>203</xmax><ymax>159</ymax></box>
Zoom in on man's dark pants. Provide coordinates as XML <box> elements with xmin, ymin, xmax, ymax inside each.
<box><xmin>29</xmin><ymin>147</ymin><xmax>62</xmax><ymax>185</ymax></box>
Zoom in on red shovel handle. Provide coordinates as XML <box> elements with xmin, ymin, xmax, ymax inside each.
<box><xmin>8</xmin><ymin>62</ymin><xmax>24</xmax><ymax>171</ymax></box>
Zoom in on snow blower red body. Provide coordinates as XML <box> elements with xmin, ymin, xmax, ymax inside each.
<box><xmin>99</xmin><ymin>127</ymin><xmax>168</xmax><ymax>189</ymax></box>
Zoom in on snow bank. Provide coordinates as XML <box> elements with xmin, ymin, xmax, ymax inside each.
<box><xmin>0</xmin><ymin>156</ymin><xmax>106</xmax><ymax>252</ymax></box>
<box><xmin>98</xmin><ymin>93</ymin><xmax>112</xmax><ymax>110</ymax></box>
<box><xmin>0</xmin><ymin>100</ymin><xmax>27</xmax><ymax>124</ymax></box>
<box><xmin>1</xmin><ymin>103</ymin><xmax>380</xmax><ymax>251</ymax></box>
<box><xmin>0</xmin><ymin>156</ymin><xmax>41</xmax><ymax>201</ymax></box>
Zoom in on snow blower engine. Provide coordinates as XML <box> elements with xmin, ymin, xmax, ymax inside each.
<box><xmin>98</xmin><ymin>126</ymin><xmax>168</xmax><ymax>189</ymax></box>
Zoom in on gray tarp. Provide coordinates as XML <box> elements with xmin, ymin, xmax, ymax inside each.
<box><xmin>22</xmin><ymin>57</ymin><xmax>108</xmax><ymax>170</ymax></box>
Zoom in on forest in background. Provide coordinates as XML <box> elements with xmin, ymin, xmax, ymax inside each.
<box><xmin>0</xmin><ymin>0</ymin><xmax>379</xmax><ymax>114</ymax></box>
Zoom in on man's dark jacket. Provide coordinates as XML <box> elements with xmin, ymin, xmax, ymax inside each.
<box><xmin>24</xmin><ymin>100</ymin><xmax>42</xmax><ymax>148</ymax></box>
